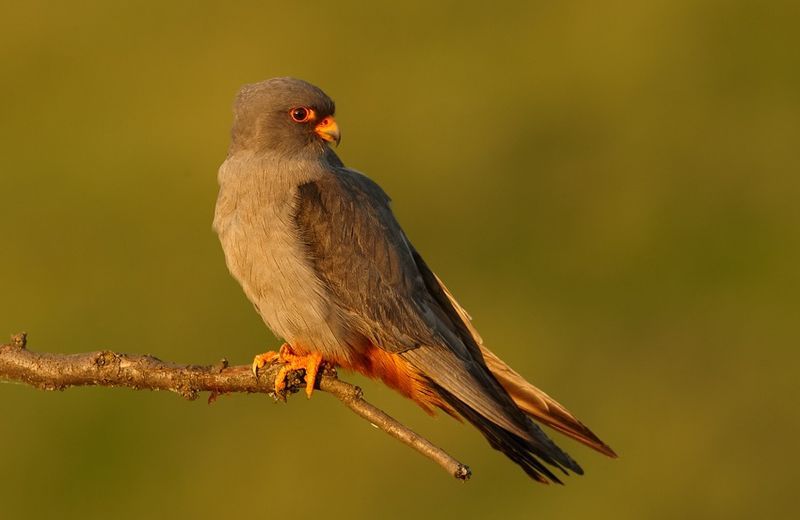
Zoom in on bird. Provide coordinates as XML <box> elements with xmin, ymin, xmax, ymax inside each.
<box><xmin>213</xmin><ymin>77</ymin><xmax>616</xmax><ymax>483</ymax></box>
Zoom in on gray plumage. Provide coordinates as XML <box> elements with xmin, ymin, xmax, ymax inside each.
<box><xmin>213</xmin><ymin>77</ymin><xmax>588</xmax><ymax>482</ymax></box>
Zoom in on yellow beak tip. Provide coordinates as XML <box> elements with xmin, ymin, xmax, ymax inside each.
<box><xmin>315</xmin><ymin>117</ymin><xmax>341</xmax><ymax>146</ymax></box>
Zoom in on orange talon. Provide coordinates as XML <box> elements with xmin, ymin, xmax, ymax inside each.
<box><xmin>251</xmin><ymin>344</ymin><xmax>323</xmax><ymax>398</ymax></box>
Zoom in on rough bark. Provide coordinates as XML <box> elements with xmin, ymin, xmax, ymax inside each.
<box><xmin>0</xmin><ymin>332</ymin><xmax>470</xmax><ymax>480</ymax></box>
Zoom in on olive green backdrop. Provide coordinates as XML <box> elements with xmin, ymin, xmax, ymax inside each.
<box><xmin>1</xmin><ymin>1</ymin><xmax>797</xmax><ymax>519</ymax></box>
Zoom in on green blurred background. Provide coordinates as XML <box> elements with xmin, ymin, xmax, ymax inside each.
<box><xmin>1</xmin><ymin>1</ymin><xmax>797</xmax><ymax>518</ymax></box>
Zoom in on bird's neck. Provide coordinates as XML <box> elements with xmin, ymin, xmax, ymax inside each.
<box><xmin>218</xmin><ymin>146</ymin><xmax>342</xmax><ymax>192</ymax></box>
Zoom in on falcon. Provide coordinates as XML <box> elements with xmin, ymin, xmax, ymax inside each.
<box><xmin>213</xmin><ymin>77</ymin><xmax>616</xmax><ymax>483</ymax></box>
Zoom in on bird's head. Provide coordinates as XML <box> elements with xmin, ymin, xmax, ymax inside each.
<box><xmin>228</xmin><ymin>77</ymin><xmax>340</xmax><ymax>156</ymax></box>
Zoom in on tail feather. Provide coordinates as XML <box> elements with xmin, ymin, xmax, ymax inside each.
<box><xmin>435</xmin><ymin>384</ymin><xmax>572</xmax><ymax>484</ymax></box>
<box><xmin>406</xmin><ymin>255</ymin><xmax>615</xmax><ymax>482</ymax></box>
<box><xmin>430</xmin><ymin>273</ymin><xmax>617</xmax><ymax>459</ymax></box>
<box><xmin>481</xmin><ymin>346</ymin><xmax>618</xmax><ymax>458</ymax></box>
<box><xmin>403</xmin><ymin>343</ymin><xmax>584</xmax><ymax>480</ymax></box>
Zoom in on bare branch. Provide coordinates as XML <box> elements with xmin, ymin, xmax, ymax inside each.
<box><xmin>0</xmin><ymin>332</ymin><xmax>470</xmax><ymax>481</ymax></box>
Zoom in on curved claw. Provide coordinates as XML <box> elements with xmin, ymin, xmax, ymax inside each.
<box><xmin>252</xmin><ymin>351</ymin><xmax>280</xmax><ymax>379</ymax></box>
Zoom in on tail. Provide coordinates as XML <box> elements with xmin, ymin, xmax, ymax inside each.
<box><xmin>481</xmin><ymin>346</ymin><xmax>617</xmax><ymax>458</ymax></box>
<box><xmin>405</xmin><ymin>250</ymin><xmax>616</xmax><ymax>482</ymax></box>
<box><xmin>402</xmin><ymin>343</ymin><xmax>584</xmax><ymax>484</ymax></box>
<box><xmin>427</xmin><ymin>271</ymin><xmax>617</xmax><ymax>459</ymax></box>
<box><xmin>434</xmin><ymin>383</ymin><xmax>575</xmax><ymax>484</ymax></box>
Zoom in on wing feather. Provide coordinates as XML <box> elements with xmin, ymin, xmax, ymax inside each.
<box><xmin>292</xmin><ymin>168</ymin><xmax>443</xmax><ymax>352</ymax></box>
<box><xmin>292</xmin><ymin>166</ymin><xmax>588</xmax><ymax>476</ymax></box>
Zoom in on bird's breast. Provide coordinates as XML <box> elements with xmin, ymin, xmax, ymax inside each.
<box><xmin>213</xmin><ymin>155</ymin><xmax>353</xmax><ymax>361</ymax></box>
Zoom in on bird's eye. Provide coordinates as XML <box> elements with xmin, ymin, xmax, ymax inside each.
<box><xmin>290</xmin><ymin>107</ymin><xmax>313</xmax><ymax>123</ymax></box>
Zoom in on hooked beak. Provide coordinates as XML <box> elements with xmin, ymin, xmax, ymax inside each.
<box><xmin>314</xmin><ymin>116</ymin><xmax>341</xmax><ymax>146</ymax></box>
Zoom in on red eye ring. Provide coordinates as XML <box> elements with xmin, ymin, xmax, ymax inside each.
<box><xmin>290</xmin><ymin>106</ymin><xmax>314</xmax><ymax>123</ymax></box>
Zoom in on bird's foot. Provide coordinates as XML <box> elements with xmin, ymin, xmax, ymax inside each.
<box><xmin>252</xmin><ymin>344</ymin><xmax>323</xmax><ymax>399</ymax></box>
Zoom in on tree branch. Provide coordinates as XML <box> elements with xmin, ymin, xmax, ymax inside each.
<box><xmin>0</xmin><ymin>332</ymin><xmax>470</xmax><ymax>481</ymax></box>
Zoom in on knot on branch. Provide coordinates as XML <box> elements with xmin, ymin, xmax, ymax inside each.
<box><xmin>93</xmin><ymin>350</ymin><xmax>118</xmax><ymax>368</ymax></box>
<box><xmin>8</xmin><ymin>332</ymin><xmax>27</xmax><ymax>349</ymax></box>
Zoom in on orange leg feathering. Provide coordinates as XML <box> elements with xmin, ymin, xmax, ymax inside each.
<box><xmin>252</xmin><ymin>343</ymin><xmax>323</xmax><ymax>398</ymax></box>
<box><xmin>339</xmin><ymin>344</ymin><xmax>458</xmax><ymax>418</ymax></box>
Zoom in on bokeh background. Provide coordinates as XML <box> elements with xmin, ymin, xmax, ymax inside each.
<box><xmin>1</xmin><ymin>1</ymin><xmax>798</xmax><ymax>518</ymax></box>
